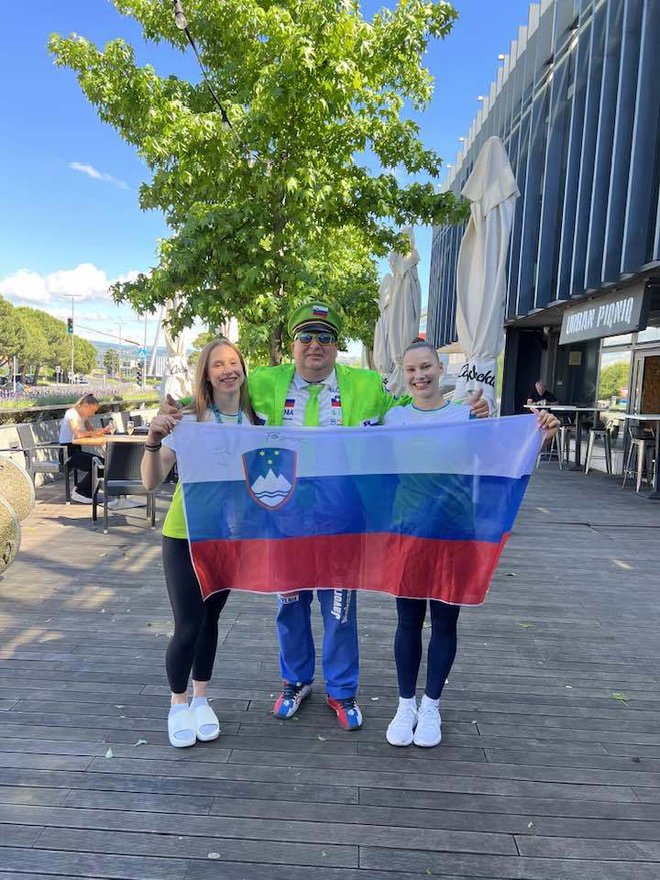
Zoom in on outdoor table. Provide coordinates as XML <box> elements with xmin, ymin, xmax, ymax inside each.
<box><xmin>524</xmin><ymin>404</ymin><xmax>605</xmax><ymax>470</ymax></box>
<box><xmin>75</xmin><ymin>434</ymin><xmax>149</xmax><ymax>448</ymax></box>
<box><xmin>621</xmin><ymin>413</ymin><xmax>660</xmax><ymax>501</ymax></box>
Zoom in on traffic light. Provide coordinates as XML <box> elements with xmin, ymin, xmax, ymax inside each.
<box><xmin>67</xmin><ymin>318</ymin><xmax>74</xmax><ymax>334</ymax></box>
<box><xmin>136</xmin><ymin>363</ymin><xmax>143</xmax><ymax>385</ymax></box>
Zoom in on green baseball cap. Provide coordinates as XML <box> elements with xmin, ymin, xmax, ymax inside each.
<box><xmin>287</xmin><ymin>301</ymin><xmax>343</xmax><ymax>337</ymax></box>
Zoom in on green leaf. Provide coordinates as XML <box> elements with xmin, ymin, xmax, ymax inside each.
<box><xmin>50</xmin><ymin>0</ymin><xmax>461</xmax><ymax>363</ymax></box>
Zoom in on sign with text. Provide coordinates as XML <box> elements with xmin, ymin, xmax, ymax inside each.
<box><xmin>559</xmin><ymin>286</ymin><xmax>650</xmax><ymax>345</ymax></box>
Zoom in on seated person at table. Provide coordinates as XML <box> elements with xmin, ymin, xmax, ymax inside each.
<box><xmin>58</xmin><ymin>394</ymin><xmax>112</xmax><ymax>503</ymax></box>
<box><xmin>527</xmin><ymin>379</ymin><xmax>557</xmax><ymax>405</ymax></box>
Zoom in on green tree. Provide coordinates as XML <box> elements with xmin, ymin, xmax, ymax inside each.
<box><xmin>598</xmin><ymin>361</ymin><xmax>629</xmax><ymax>401</ymax></box>
<box><xmin>73</xmin><ymin>336</ymin><xmax>98</xmax><ymax>375</ymax></box>
<box><xmin>104</xmin><ymin>348</ymin><xmax>121</xmax><ymax>377</ymax></box>
<box><xmin>189</xmin><ymin>329</ymin><xmax>218</xmax><ymax>366</ymax></box>
<box><xmin>35</xmin><ymin>311</ymin><xmax>70</xmax><ymax>374</ymax></box>
<box><xmin>16</xmin><ymin>307</ymin><xmax>52</xmax><ymax>384</ymax></box>
<box><xmin>50</xmin><ymin>0</ymin><xmax>463</xmax><ymax>363</ymax></box>
<box><xmin>0</xmin><ymin>298</ymin><xmax>28</xmax><ymax>370</ymax></box>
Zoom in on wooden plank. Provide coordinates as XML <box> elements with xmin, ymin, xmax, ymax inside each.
<box><xmin>0</xmin><ymin>846</ymin><xmax>188</xmax><ymax>880</ymax></box>
<box><xmin>0</xmin><ymin>766</ymin><xmax>360</xmax><ymax>805</ymax></box>
<box><xmin>0</xmin><ymin>803</ymin><xmax>517</xmax><ymax>855</ymax></box>
<box><xmin>361</xmin><ymin>847</ymin><xmax>660</xmax><ymax>878</ymax></box>
<box><xmin>32</xmin><ymin>826</ymin><xmax>359</xmax><ymax>869</ymax></box>
<box><xmin>1</xmin><ymin>468</ymin><xmax>659</xmax><ymax>879</ymax></box>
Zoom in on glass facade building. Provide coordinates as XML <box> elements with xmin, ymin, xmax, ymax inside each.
<box><xmin>427</xmin><ymin>0</ymin><xmax>660</xmax><ymax>416</ymax></box>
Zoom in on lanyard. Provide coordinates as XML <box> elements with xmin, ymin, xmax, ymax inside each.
<box><xmin>210</xmin><ymin>403</ymin><xmax>243</xmax><ymax>424</ymax></box>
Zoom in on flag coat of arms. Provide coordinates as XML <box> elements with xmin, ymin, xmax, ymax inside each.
<box><xmin>175</xmin><ymin>416</ymin><xmax>543</xmax><ymax>604</ymax></box>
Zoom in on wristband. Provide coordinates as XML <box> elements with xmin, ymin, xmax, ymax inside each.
<box><xmin>145</xmin><ymin>442</ymin><xmax>162</xmax><ymax>451</ymax></box>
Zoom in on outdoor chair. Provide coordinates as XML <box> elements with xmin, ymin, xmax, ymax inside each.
<box><xmin>584</xmin><ymin>420</ymin><xmax>614</xmax><ymax>475</ymax></box>
<box><xmin>558</xmin><ymin>417</ymin><xmax>576</xmax><ymax>463</ymax></box>
<box><xmin>536</xmin><ymin>430</ymin><xmax>564</xmax><ymax>469</ymax></box>
<box><xmin>91</xmin><ymin>442</ymin><xmax>157</xmax><ymax>534</ymax></box>
<box><xmin>621</xmin><ymin>424</ymin><xmax>656</xmax><ymax>493</ymax></box>
<box><xmin>15</xmin><ymin>424</ymin><xmax>69</xmax><ymax>493</ymax></box>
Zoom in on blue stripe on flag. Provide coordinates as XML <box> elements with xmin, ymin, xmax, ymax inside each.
<box><xmin>182</xmin><ymin>473</ymin><xmax>529</xmax><ymax>544</ymax></box>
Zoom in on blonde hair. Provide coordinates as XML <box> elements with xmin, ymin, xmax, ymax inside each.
<box><xmin>74</xmin><ymin>393</ymin><xmax>100</xmax><ymax>410</ymax></box>
<box><xmin>190</xmin><ymin>338</ymin><xmax>256</xmax><ymax>424</ymax></box>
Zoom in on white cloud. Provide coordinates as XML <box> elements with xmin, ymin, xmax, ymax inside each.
<box><xmin>69</xmin><ymin>161</ymin><xmax>129</xmax><ymax>190</ymax></box>
<box><xmin>0</xmin><ymin>269</ymin><xmax>50</xmax><ymax>303</ymax></box>
<box><xmin>0</xmin><ymin>263</ymin><xmax>141</xmax><ymax>305</ymax></box>
<box><xmin>0</xmin><ymin>264</ymin><xmax>206</xmax><ymax>347</ymax></box>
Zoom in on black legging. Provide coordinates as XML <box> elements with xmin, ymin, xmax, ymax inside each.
<box><xmin>394</xmin><ymin>598</ymin><xmax>460</xmax><ymax>700</ymax></box>
<box><xmin>162</xmin><ymin>536</ymin><xmax>230</xmax><ymax>694</ymax></box>
<box><xmin>66</xmin><ymin>445</ymin><xmax>99</xmax><ymax>498</ymax></box>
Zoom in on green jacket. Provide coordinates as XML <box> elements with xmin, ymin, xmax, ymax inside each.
<box><xmin>248</xmin><ymin>363</ymin><xmax>405</xmax><ymax>426</ymax></box>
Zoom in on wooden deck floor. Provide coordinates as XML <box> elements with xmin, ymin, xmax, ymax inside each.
<box><xmin>1</xmin><ymin>466</ymin><xmax>659</xmax><ymax>880</ymax></box>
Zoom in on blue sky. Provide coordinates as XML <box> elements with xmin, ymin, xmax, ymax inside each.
<box><xmin>0</xmin><ymin>0</ymin><xmax>532</xmax><ymax>348</ymax></box>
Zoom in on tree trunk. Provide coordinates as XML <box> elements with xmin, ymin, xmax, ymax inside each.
<box><xmin>33</xmin><ymin>364</ymin><xmax>42</xmax><ymax>385</ymax></box>
<box><xmin>269</xmin><ymin>321</ymin><xmax>284</xmax><ymax>366</ymax></box>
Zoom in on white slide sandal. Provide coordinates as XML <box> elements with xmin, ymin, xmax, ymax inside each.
<box><xmin>168</xmin><ymin>706</ymin><xmax>196</xmax><ymax>748</ymax></box>
<box><xmin>192</xmin><ymin>702</ymin><xmax>220</xmax><ymax>742</ymax></box>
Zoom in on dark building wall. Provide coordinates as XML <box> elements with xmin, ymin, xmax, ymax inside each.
<box><xmin>426</xmin><ymin>0</ymin><xmax>660</xmax><ymax>350</ymax></box>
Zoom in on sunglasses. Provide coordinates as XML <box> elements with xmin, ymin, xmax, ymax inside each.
<box><xmin>294</xmin><ymin>331</ymin><xmax>337</xmax><ymax>345</ymax></box>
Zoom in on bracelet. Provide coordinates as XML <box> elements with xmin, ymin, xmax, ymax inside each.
<box><xmin>145</xmin><ymin>442</ymin><xmax>162</xmax><ymax>451</ymax></box>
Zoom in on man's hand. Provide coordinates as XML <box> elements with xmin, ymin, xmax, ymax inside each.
<box><xmin>467</xmin><ymin>388</ymin><xmax>489</xmax><ymax>419</ymax></box>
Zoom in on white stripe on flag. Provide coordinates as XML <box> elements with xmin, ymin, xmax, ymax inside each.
<box><xmin>174</xmin><ymin>415</ymin><xmax>543</xmax><ymax>485</ymax></box>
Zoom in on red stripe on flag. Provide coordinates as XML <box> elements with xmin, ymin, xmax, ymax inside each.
<box><xmin>189</xmin><ymin>533</ymin><xmax>509</xmax><ymax>605</ymax></box>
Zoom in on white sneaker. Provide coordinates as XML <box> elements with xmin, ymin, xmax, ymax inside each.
<box><xmin>107</xmin><ymin>498</ymin><xmax>138</xmax><ymax>511</ymax></box>
<box><xmin>118</xmin><ymin>497</ymin><xmax>146</xmax><ymax>508</ymax></box>
<box><xmin>413</xmin><ymin>695</ymin><xmax>442</xmax><ymax>747</ymax></box>
<box><xmin>70</xmin><ymin>489</ymin><xmax>92</xmax><ymax>504</ymax></box>
<box><xmin>386</xmin><ymin>699</ymin><xmax>418</xmax><ymax>746</ymax></box>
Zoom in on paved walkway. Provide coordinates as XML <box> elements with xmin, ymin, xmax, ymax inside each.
<box><xmin>1</xmin><ymin>466</ymin><xmax>659</xmax><ymax>880</ymax></box>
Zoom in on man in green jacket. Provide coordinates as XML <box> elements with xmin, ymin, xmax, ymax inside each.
<box><xmin>250</xmin><ymin>301</ymin><xmax>401</xmax><ymax>730</ymax></box>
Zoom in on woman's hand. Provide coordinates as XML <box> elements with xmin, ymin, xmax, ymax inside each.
<box><xmin>147</xmin><ymin>412</ymin><xmax>181</xmax><ymax>444</ymax></box>
<box><xmin>158</xmin><ymin>393</ymin><xmax>183</xmax><ymax>418</ymax></box>
<box><xmin>532</xmin><ymin>407</ymin><xmax>560</xmax><ymax>441</ymax></box>
<box><xmin>467</xmin><ymin>388</ymin><xmax>490</xmax><ymax>419</ymax></box>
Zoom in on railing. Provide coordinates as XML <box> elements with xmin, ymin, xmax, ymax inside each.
<box><xmin>0</xmin><ymin>397</ymin><xmax>160</xmax><ymax>425</ymax></box>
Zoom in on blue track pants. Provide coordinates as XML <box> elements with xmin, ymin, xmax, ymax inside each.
<box><xmin>276</xmin><ymin>589</ymin><xmax>359</xmax><ymax>699</ymax></box>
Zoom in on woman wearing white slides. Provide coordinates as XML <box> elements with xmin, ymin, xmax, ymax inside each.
<box><xmin>141</xmin><ymin>338</ymin><xmax>257</xmax><ymax>748</ymax></box>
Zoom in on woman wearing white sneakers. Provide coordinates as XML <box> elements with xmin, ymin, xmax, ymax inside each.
<box><xmin>382</xmin><ymin>341</ymin><xmax>558</xmax><ymax>748</ymax></box>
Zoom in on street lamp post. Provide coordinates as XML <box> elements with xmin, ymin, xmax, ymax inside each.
<box><xmin>60</xmin><ymin>295</ymin><xmax>83</xmax><ymax>382</ymax></box>
<box><xmin>115</xmin><ymin>323</ymin><xmax>123</xmax><ymax>380</ymax></box>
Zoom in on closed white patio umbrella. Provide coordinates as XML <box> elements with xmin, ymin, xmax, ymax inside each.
<box><xmin>160</xmin><ymin>297</ymin><xmax>193</xmax><ymax>401</ymax></box>
<box><xmin>372</xmin><ymin>272</ymin><xmax>394</xmax><ymax>375</ymax></box>
<box><xmin>385</xmin><ymin>227</ymin><xmax>421</xmax><ymax>396</ymax></box>
<box><xmin>453</xmin><ymin>136</ymin><xmax>519</xmax><ymax>415</ymax></box>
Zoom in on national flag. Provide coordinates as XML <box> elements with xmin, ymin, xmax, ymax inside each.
<box><xmin>312</xmin><ymin>305</ymin><xmax>329</xmax><ymax>317</ymax></box>
<box><xmin>176</xmin><ymin>417</ymin><xmax>543</xmax><ymax>605</ymax></box>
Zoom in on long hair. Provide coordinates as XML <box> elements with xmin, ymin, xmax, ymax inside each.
<box><xmin>190</xmin><ymin>338</ymin><xmax>256</xmax><ymax>424</ymax></box>
<box><xmin>74</xmin><ymin>393</ymin><xmax>100</xmax><ymax>410</ymax></box>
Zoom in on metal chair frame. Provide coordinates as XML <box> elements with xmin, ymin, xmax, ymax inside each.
<box><xmin>91</xmin><ymin>443</ymin><xmax>157</xmax><ymax>534</ymax></box>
